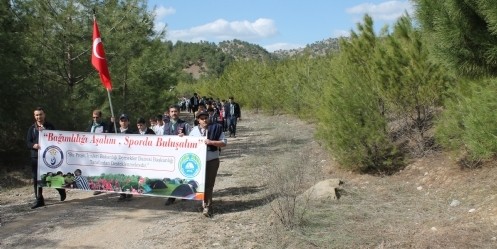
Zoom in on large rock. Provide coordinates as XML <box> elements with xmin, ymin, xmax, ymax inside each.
<box><xmin>302</xmin><ymin>179</ymin><xmax>343</xmax><ymax>201</ymax></box>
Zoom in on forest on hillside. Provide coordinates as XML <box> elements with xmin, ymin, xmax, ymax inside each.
<box><xmin>2</xmin><ymin>0</ymin><xmax>497</xmax><ymax>174</ymax></box>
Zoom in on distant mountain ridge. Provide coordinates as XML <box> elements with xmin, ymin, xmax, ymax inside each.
<box><xmin>272</xmin><ymin>37</ymin><xmax>342</xmax><ymax>59</ymax></box>
<box><xmin>175</xmin><ymin>37</ymin><xmax>342</xmax><ymax>79</ymax></box>
<box><xmin>218</xmin><ymin>39</ymin><xmax>274</xmax><ymax>61</ymax></box>
<box><xmin>217</xmin><ymin>37</ymin><xmax>342</xmax><ymax>61</ymax></box>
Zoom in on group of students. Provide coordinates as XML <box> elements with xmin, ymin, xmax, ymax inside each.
<box><xmin>186</xmin><ymin>95</ymin><xmax>242</xmax><ymax>138</ymax></box>
<box><xmin>27</xmin><ymin>96</ymin><xmax>240</xmax><ymax>217</ymax></box>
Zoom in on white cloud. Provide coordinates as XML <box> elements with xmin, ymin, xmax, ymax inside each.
<box><xmin>154</xmin><ymin>6</ymin><xmax>175</xmax><ymax>21</ymax></box>
<box><xmin>264</xmin><ymin>43</ymin><xmax>304</xmax><ymax>52</ymax></box>
<box><xmin>167</xmin><ymin>18</ymin><xmax>278</xmax><ymax>43</ymax></box>
<box><xmin>333</xmin><ymin>29</ymin><xmax>350</xmax><ymax>38</ymax></box>
<box><xmin>346</xmin><ymin>1</ymin><xmax>414</xmax><ymax>21</ymax></box>
<box><xmin>154</xmin><ymin>21</ymin><xmax>167</xmax><ymax>33</ymax></box>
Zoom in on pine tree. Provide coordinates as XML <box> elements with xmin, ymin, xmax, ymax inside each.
<box><xmin>414</xmin><ymin>0</ymin><xmax>497</xmax><ymax>78</ymax></box>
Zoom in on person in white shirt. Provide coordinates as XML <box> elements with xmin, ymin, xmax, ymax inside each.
<box><xmin>149</xmin><ymin>116</ymin><xmax>157</xmax><ymax>132</ymax></box>
<box><xmin>154</xmin><ymin>114</ymin><xmax>165</xmax><ymax>135</ymax></box>
<box><xmin>190</xmin><ymin>110</ymin><xmax>226</xmax><ymax>217</ymax></box>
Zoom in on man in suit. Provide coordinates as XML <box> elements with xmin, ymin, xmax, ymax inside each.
<box><xmin>224</xmin><ymin>96</ymin><xmax>241</xmax><ymax>138</ymax></box>
<box><xmin>190</xmin><ymin>93</ymin><xmax>200</xmax><ymax>118</ymax></box>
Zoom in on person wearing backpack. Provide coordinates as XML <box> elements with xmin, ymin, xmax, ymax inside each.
<box><xmin>190</xmin><ymin>110</ymin><xmax>227</xmax><ymax>217</ymax></box>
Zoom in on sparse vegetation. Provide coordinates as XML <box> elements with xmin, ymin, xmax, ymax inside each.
<box><xmin>262</xmin><ymin>148</ymin><xmax>316</xmax><ymax>229</ymax></box>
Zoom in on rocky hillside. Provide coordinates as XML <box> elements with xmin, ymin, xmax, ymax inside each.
<box><xmin>178</xmin><ymin>37</ymin><xmax>342</xmax><ymax>79</ymax></box>
<box><xmin>272</xmin><ymin>37</ymin><xmax>342</xmax><ymax>59</ymax></box>
<box><xmin>218</xmin><ymin>39</ymin><xmax>274</xmax><ymax>61</ymax></box>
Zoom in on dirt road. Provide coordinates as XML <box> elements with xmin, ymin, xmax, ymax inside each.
<box><xmin>0</xmin><ymin>112</ymin><xmax>322</xmax><ymax>249</ymax></box>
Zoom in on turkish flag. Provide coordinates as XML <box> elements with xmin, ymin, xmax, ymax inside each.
<box><xmin>92</xmin><ymin>19</ymin><xmax>112</xmax><ymax>90</ymax></box>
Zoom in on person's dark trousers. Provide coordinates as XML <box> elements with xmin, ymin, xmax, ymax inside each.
<box><xmin>57</xmin><ymin>188</ymin><xmax>66</xmax><ymax>201</ymax></box>
<box><xmin>164</xmin><ymin>197</ymin><xmax>176</xmax><ymax>205</ymax></box>
<box><xmin>223</xmin><ymin>119</ymin><xmax>228</xmax><ymax>132</ymax></box>
<box><xmin>204</xmin><ymin>158</ymin><xmax>220</xmax><ymax>209</ymax></box>
<box><xmin>228</xmin><ymin>116</ymin><xmax>237</xmax><ymax>136</ymax></box>
<box><xmin>227</xmin><ymin>117</ymin><xmax>232</xmax><ymax>135</ymax></box>
<box><xmin>31</xmin><ymin>158</ymin><xmax>44</xmax><ymax>207</ymax></box>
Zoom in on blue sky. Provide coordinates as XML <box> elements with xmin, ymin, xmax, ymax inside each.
<box><xmin>147</xmin><ymin>0</ymin><xmax>414</xmax><ymax>52</ymax></box>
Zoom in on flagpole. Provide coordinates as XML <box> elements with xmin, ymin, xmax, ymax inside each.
<box><xmin>107</xmin><ymin>89</ymin><xmax>118</xmax><ymax>133</ymax></box>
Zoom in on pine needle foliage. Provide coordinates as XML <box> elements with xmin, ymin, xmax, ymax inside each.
<box><xmin>436</xmin><ymin>78</ymin><xmax>497</xmax><ymax>161</ymax></box>
<box><xmin>416</xmin><ymin>0</ymin><xmax>497</xmax><ymax>162</ymax></box>
<box><xmin>414</xmin><ymin>0</ymin><xmax>497</xmax><ymax>78</ymax></box>
<box><xmin>317</xmin><ymin>15</ymin><xmax>403</xmax><ymax>174</ymax></box>
<box><xmin>372</xmin><ymin>15</ymin><xmax>451</xmax><ymax>155</ymax></box>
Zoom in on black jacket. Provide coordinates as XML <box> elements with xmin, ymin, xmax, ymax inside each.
<box><xmin>164</xmin><ymin>119</ymin><xmax>190</xmax><ymax>135</ymax></box>
<box><xmin>27</xmin><ymin>122</ymin><xmax>55</xmax><ymax>158</ymax></box>
<box><xmin>190</xmin><ymin>96</ymin><xmax>200</xmax><ymax>107</ymax></box>
<box><xmin>86</xmin><ymin>121</ymin><xmax>110</xmax><ymax>133</ymax></box>
<box><xmin>117</xmin><ymin>127</ymin><xmax>135</xmax><ymax>134</ymax></box>
<box><xmin>135</xmin><ymin>128</ymin><xmax>155</xmax><ymax>135</ymax></box>
<box><xmin>224</xmin><ymin>102</ymin><xmax>241</xmax><ymax>118</ymax></box>
<box><xmin>207</xmin><ymin>123</ymin><xmax>223</xmax><ymax>151</ymax></box>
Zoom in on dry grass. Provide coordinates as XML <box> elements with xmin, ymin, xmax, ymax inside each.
<box><xmin>241</xmin><ymin>112</ymin><xmax>497</xmax><ymax>248</ymax></box>
<box><xmin>285</xmin><ymin>153</ymin><xmax>497</xmax><ymax>248</ymax></box>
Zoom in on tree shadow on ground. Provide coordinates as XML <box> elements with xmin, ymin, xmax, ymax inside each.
<box><xmin>214</xmin><ymin>185</ymin><xmax>265</xmax><ymax>198</ymax></box>
<box><xmin>165</xmin><ymin>185</ymin><xmax>270</xmax><ymax>214</ymax></box>
<box><xmin>219</xmin><ymin>136</ymin><xmax>309</xmax><ymax>160</ymax></box>
<box><xmin>164</xmin><ymin>192</ymin><xmax>277</xmax><ymax>216</ymax></box>
<box><xmin>213</xmin><ymin>193</ymin><xmax>276</xmax><ymax>215</ymax></box>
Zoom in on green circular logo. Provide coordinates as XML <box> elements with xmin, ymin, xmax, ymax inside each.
<box><xmin>178</xmin><ymin>153</ymin><xmax>201</xmax><ymax>178</ymax></box>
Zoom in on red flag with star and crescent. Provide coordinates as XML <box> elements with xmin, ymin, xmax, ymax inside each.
<box><xmin>91</xmin><ymin>19</ymin><xmax>112</xmax><ymax>90</ymax></box>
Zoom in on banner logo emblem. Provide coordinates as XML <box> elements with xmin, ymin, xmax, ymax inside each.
<box><xmin>178</xmin><ymin>153</ymin><xmax>201</xmax><ymax>178</ymax></box>
<box><xmin>42</xmin><ymin>145</ymin><xmax>64</xmax><ymax>169</ymax></box>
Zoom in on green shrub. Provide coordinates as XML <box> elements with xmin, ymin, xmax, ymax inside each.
<box><xmin>436</xmin><ymin>79</ymin><xmax>497</xmax><ymax>161</ymax></box>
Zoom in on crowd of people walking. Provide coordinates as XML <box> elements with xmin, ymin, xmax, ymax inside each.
<box><xmin>27</xmin><ymin>93</ymin><xmax>241</xmax><ymax>217</ymax></box>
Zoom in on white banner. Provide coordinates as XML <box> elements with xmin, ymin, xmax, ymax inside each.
<box><xmin>38</xmin><ymin>130</ymin><xmax>207</xmax><ymax>200</ymax></box>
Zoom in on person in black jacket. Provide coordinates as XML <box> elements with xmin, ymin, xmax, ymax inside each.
<box><xmin>190</xmin><ymin>93</ymin><xmax>200</xmax><ymax>118</ymax></box>
<box><xmin>135</xmin><ymin>117</ymin><xmax>155</xmax><ymax>135</ymax></box>
<box><xmin>26</xmin><ymin>107</ymin><xmax>65</xmax><ymax>209</ymax></box>
<box><xmin>164</xmin><ymin>105</ymin><xmax>191</xmax><ymax>206</ymax></box>
<box><xmin>116</xmin><ymin>114</ymin><xmax>135</xmax><ymax>134</ymax></box>
<box><xmin>116</xmin><ymin>114</ymin><xmax>135</xmax><ymax>201</ymax></box>
<box><xmin>224</xmin><ymin>96</ymin><xmax>241</xmax><ymax>138</ymax></box>
<box><xmin>86</xmin><ymin>109</ymin><xmax>110</xmax><ymax>133</ymax></box>
<box><xmin>163</xmin><ymin>105</ymin><xmax>190</xmax><ymax>137</ymax></box>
